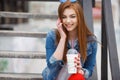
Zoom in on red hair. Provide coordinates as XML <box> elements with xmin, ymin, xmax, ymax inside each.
<box><xmin>56</xmin><ymin>1</ymin><xmax>93</xmax><ymax>62</ymax></box>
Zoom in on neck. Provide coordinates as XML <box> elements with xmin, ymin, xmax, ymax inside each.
<box><xmin>68</xmin><ymin>30</ymin><xmax>77</xmax><ymax>41</ymax></box>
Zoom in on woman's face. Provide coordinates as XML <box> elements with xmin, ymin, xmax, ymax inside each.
<box><xmin>62</xmin><ymin>8</ymin><xmax>78</xmax><ymax>32</ymax></box>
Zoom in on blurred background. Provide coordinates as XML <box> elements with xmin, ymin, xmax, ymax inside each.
<box><xmin>0</xmin><ymin>0</ymin><xmax>119</xmax><ymax>80</ymax></box>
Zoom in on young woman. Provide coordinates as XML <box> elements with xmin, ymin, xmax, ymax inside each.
<box><xmin>42</xmin><ymin>0</ymin><xmax>97</xmax><ymax>80</ymax></box>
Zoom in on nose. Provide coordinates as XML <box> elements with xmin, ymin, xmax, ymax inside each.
<box><xmin>66</xmin><ymin>18</ymin><xmax>70</xmax><ymax>23</ymax></box>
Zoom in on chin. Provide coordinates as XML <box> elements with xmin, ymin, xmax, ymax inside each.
<box><xmin>67</xmin><ymin>29</ymin><xmax>73</xmax><ymax>32</ymax></box>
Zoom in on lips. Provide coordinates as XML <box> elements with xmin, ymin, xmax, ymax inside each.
<box><xmin>67</xmin><ymin>26</ymin><xmax>71</xmax><ymax>28</ymax></box>
<box><xmin>66</xmin><ymin>24</ymin><xmax>73</xmax><ymax>28</ymax></box>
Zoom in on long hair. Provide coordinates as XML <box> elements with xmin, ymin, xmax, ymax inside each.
<box><xmin>56</xmin><ymin>1</ymin><xmax>93</xmax><ymax>62</ymax></box>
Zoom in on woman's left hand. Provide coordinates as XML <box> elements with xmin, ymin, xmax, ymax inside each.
<box><xmin>74</xmin><ymin>53</ymin><xmax>84</xmax><ymax>75</ymax></box>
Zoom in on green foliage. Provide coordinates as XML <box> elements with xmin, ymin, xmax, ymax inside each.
<box><xmin>0</xmin><ymin>59</ymin><xmax>8</xmax><ymax>71</ymax></box>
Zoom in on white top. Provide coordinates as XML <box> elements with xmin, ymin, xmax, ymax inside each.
<box><xmin>56</xmin><ymin>64</ymin><xmax>71</xmax><ymax>80</ymax></box>
<box><xmin>56</xmin><ymin>39</ymin><xmax>78</xmax><ymax>80</ymax></box>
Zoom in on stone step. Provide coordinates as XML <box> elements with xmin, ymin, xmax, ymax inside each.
<box><xmin>0</xmin><ymin>73</ymin><xmax>42</xmax><ymax>80</ymax></box>
<box><xmin>0</xmin><ymin>30</ymin><xmax>47</xmax><ymax>38</ymax></box>
<box><xmin>0</xmin><ymin>51</ymin><xmax>45</xmax><ymax>59</ymax></box>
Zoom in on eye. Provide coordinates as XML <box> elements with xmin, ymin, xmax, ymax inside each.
<box><xmin>62</xmin><ymin>16</ymin><xmax>66</xmax><ymax>19</ymax></box>
<box><xmin>70</xmin><ymin>15</ymin><xmax>76</xmax><ymax>18</ymax></box>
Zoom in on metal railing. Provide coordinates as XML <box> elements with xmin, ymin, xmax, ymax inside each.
<box><xmin>101</xmin><ymin>0</ymin><xmax>120</xmax><ymax>80</ymax></box>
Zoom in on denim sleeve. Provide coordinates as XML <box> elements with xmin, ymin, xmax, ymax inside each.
<box><xmin>83</xmin><ymin>41</ymin><xmax>97</xmax><ymax>79</ymax></box>
<box><xmin>42</xmin><ymin>31</ymin><xmax>64</xmax><ymax>80</ymax></box>
<box><xmin>45</xmin><ymin>30</ymin><xmax>64</xmax><ymax>68</ymax></box>
<box><xmin>42</xmin><ymin>30</ymin><xmax>65</xmax><ymax>80</ymax></box>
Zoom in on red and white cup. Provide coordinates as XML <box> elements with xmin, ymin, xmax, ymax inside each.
<box><xmin>66</xmin><ymin>49</ymin><xmax>78</xmax><ymax>74</ymax></box>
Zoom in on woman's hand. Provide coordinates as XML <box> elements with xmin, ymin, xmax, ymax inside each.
<box><xmin>74</xmin><ymin>53</ymin><xmax>84</xmax><ymax>75</ymax></box>
<box><xmin>57</xmin><ymin>18</ymin><xmax>66</xmax><ymax>39</ymax></box>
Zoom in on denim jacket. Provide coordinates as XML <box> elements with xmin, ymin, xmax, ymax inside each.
<box><xmin>42</xmin><ymin>30</ymin><xmax>97</xmax><ymax>80</ymax></box>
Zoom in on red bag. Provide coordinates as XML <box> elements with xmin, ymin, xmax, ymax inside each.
<box><xmin>68</xmin><ymin>73</ymin><xmax>85</xmax><ymax>80</ymax></box>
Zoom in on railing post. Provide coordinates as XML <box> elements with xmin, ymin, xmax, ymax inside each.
<box><xmin>82</xmin><ymin>0</ymin><xmax>94</xmax><ymax>32</ymax></box>
<box><xmin>0</xmin><ymin>0</ymin><xmax>5</xmax><ymax>24</ymax></box>
<box><xmin>102</xmin><ymin>0</ymin><xmax>120</xmax><ymax>80</ymax></box>
<box><xmin>101</xmin><ymin>1</ymin><xmax>108</xmax><ymax>79</ymax></box>
<box><xmin>92</xmin><ymin>0</ymin><xmax>95</xmax><ymax>7</ymax></box>
<box><xmin>81</xmin><ymin>0</ymin><xmax>98</xmax><ymax>79</ymax></box>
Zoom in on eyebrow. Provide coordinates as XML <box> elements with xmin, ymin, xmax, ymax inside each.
<box><xmin>71</xmin><ymin>14</ymin><xmax>76</xmax><ymax>16</ymax></box>
<box><xmin>63</xmin><ymin>14</ymin><xmax>76</xmax><ymax>16</ymax></box>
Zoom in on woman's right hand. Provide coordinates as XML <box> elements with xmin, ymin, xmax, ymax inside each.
<box><xmin>57</xmin><ymin>18</ymin><xmax>66</xmax><ymax>39</ymax></box>
<box><xmin>75</xmin><ymin>53</ymin><xmax>84</xmax><ymax>75</ymax></box>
